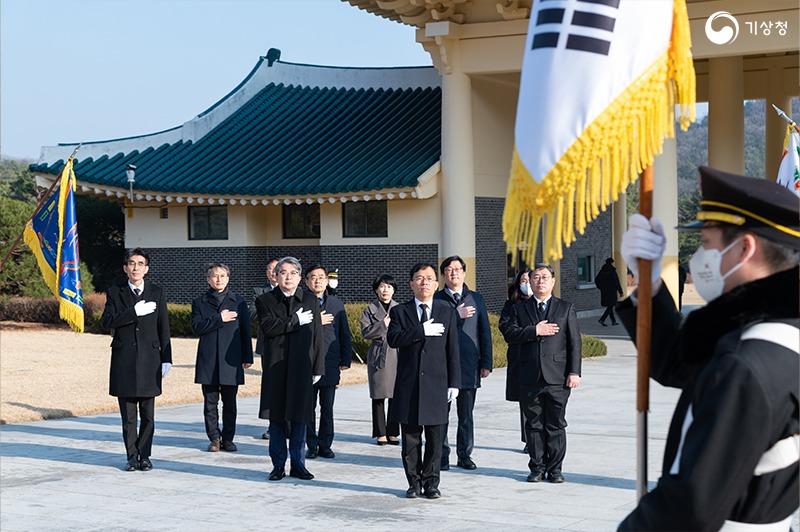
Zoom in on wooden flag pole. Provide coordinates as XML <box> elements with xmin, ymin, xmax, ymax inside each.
<box><xmin>636</xmin><ymin>164</ymin><xmax>654</xmax><ymax>501</ymax></box>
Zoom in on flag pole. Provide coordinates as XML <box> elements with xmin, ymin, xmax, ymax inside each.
<box><xmin>0</xmin><ymin>145</ymin><xmax>81</xmax><ymax>274</ymax></box>
<box><xmin>771</xmin><ymin>104</ymin><xmax>800</xmax><ymax>134</ymax></box>
<box><xmin>636</xmin><ymin>164</ymin><xmax>654</xmax><ymax>501</ymax></box>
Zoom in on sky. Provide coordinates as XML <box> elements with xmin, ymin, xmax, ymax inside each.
<box><xmin>0</xmin><ymin>0</ymin><xmax>432</xmax><ymax>161</ymax></box>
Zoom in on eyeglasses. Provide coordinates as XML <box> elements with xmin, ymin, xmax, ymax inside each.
<box><xmin>126</xmin><ymin>260</ymin><xmax>147</xmax><ymax>268</ymax></box>
<box><xmin>443</xmin><ymin>267</ymin><xmax>463</xmax><ymax>274</ymax></box>
<box><xmin>278</xmin><ymin>270</ymin><xmax>300</xmax><ymax>278</ymax></box>
<box><xmin>412</xmin><ymin>276</ymin><xmax>437</xmax><ymax>284</ymax></box>
<box><xmin>530</xmin><ymin>275</ymin><xmax>553</xmax><ymax>282</ymax></box>
<box><xmin>307</xmin><ymin>275</ymin><xmax>327</xmax><ymax>282</ymax></box>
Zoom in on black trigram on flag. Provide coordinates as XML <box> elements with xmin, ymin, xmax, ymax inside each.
<box><xmin>531</xmin><ymin>0</ymin><xmax>620</xmax><ymax>55</ymax></box>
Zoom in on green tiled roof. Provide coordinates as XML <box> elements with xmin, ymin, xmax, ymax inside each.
<box><xmin>31</xmin><ymin>57</ymin><xmax>441</xmax><ymax>197</ymax></box>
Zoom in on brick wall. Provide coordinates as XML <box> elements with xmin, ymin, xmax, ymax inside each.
<box><xmin>475</xmin><ymin>197</ymin><xmax>508</xmax><ymax>313</ymax></box>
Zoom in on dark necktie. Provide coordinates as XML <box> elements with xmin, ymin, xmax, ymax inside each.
<box><xmin>133</xmin><ymin>288</ymin><xmax>141</xmax><ymax>301</ymax></box>
<box><xmin>319</xmin><ymin>297</ymin><xmax>324</xmax><ymax>308</ymax></box>
<box><xmin>453</xmin><ymin>293</ymin><xmax>461</xmax><ymax>305</ymax></box>
<box><xmin>538</xmin><ymin>301</ymin><xmax>546</xmax><ymax>318</ymax></box>
<box><xmin>419</xmin><ymin>303</ymin><xmax>429</xmax><ymax>323</ymax></box>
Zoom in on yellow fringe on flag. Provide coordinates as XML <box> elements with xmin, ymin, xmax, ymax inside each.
<box><xmin>503</xmin><ymin>0</ymin><xmax>696</xmax><ymax>265</ymax></box>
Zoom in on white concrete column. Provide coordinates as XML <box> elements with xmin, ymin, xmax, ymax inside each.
<box><xmin>708</xmin><ymin>56</ymin><xmax>744</xmax><ymax>173</ymax></box>
<box><xmin>439</xmin><ymin>37</ymin><xmax>477</xmax><ymax>286</ymax></box>
<box><xmin>653</xmin><ymin>137</ymin><xmax>679</xmax><ymax>306</ymax></box>
<box><xmin>766</xmin><ymin>66</ymin><xmax>792</xmax><ymax>181</ymax></box>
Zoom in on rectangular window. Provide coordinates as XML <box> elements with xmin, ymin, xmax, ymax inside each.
<box><xmin>577</xmin><ymin>255</ymin><xmax>594</xmax><ymax>284</ymax></box>
<box><xmin>343</xmin><ymin>201</ymin><xmax>387</xmax><ymax>238</ymax></box>
<box><xmin>188</xmin><ymin>205</ymin><xmax>228</xmax><ymax>240</ymax></box>
<box><xmin>283</xmin><ymin>204</ymin><xmax>320</xmax><ymax>239</ymax></box>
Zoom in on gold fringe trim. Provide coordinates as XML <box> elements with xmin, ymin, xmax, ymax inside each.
<box><xmin>503</xmin><ymin>0</ymin><xmax>696</xmax><ymax>264</ymax></box>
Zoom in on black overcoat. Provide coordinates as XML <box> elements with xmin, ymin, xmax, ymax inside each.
<box><xmin>256</xmin><ymin>288</ymin><xmax>325</xmax><ymax>422</ymax></box>
<box><xmin>594</xmin><ymin>264</ymin><xmax>623</xmax><ymax>307</ymax></box>
<box><xmin>387</xmin><ymin>299</ymin><xmax>461</xmax><ymax>426</ymax></box>
<box><xmin>101</xmin><ymin>282</ymin><xmax>172</xmax><ymax>398</ymax></box>
<box><xmin>316</xmin><ymin>294</ymin><xmax>353</xmax><ymax>388</ymax></box>
<box><xmin>498</xmin><ymin>297</ymin><xmax>526</xmax><ymax>402</ymax></box>
<box><xmin>191</xmin><ymin>289</ymin><xmax>254</xmax><ymax>386</ymax></box>
<box><xmin>503</xmin><ymin>296</ymin><xmax>582</xmax><ymax>388</ymax></box>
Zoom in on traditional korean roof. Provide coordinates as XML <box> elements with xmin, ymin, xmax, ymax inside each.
<box><xmin>31</xmin><ymin>50</ymin><xmax>442</xmax><ymax>203</ymax></box>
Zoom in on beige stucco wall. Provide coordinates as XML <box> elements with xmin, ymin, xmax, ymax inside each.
<box><xmin>472</xmin><ymin>74</ymin><xmax>518</xmax><ymax>198</ymax></box>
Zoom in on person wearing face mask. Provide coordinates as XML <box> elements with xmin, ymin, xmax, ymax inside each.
<box><xmin>617</xmin><ymin>166</ymin><xmax>799</xmax><ymax>531</ymax></box>
<box><xmin>499</xmin><ymin>268</ymin><xmax>532</xmax><ymax>452</ymax></box>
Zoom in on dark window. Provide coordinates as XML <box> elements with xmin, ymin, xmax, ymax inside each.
<box><xmin>343</xmin><ymin>201</ymin><xmax>387</xmax><ymax>238</ymax></box>
<box><xmin>283</xmin><ymin>204</ymin><xmax>320</xmax><ymax>239</ymax></box>
<box><xmin>188</xmin><ymin>205</ymin><xmax>228</xmax><ymax>240</ymax></box>
<box><xmin>577</xmin><ymin>255</ymin><xmax>594</xmax><ymax>284</ymax></box>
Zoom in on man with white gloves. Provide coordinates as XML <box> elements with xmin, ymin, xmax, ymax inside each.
<box><xmin>101</xmin><ymin>248</ymin><xmax>172</xmax><ymax>472</ymax></box>
<box><xmin>617</xmin><ymin>166</ymin><xmax>800</xmax><ymax>530</ymax></box>
<box><xmin>387</xmin><ymin>262</ymin><xmax>461</xmax><ymax>500</ymax></box>
<box><xmin>256</xmin><ymin>256</ymin><xmax>325</xmax><ymax>482</ymax></box>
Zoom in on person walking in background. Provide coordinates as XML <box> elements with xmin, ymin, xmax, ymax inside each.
<box><xmin>101</xmin><ymin>248</ymin><xmax>172</xmax><ymax>472</ymax></box>
<box><xmin>388</xmin><ymin>262</ymin><xmax>461</xmax><ymax>500</ymax></box>
<box><xmin>594</xmin><ymin>258</ymin><xmax>623</xmax><ymax>326</ymax></box>
<box><xmin>434</xmin><ymin>256</ymin><xmax>492</xmax><ymax>471</ymax></box>
<box><xmin>304</xmin><ymin>264</ymin><xmax>352</xmax><ymax>460</ymax></box>
<box><xmin>360</xmin><ymin>274</ymin><xmax>401</xmax><ymax>446</ymax></box>
<box><xmin>191</xmin><ymin>263</ymin><xmax>253</xmax><ymax>453</ymax></box>
<box><xmin>499</xmin><ymin>268</ymin><xmax>532</xmax><ymax>453</ymax></box>
<box><xmin>251</xmin><ymin>257</ymin><xmax>279</xmax><ymax>440</ymax></box>
<box><xmin>504</xmin><ymin>263</ymin><xmax>581</xmax><ymax>484</ymax></box>
<box><xmin>256</xmin><ymin>257</ymin><xmax>325</xmax><ymax>481</ymax></box>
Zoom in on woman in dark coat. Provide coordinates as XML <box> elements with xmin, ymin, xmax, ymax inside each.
<box><xmin>360</xmin><ymin>274</ymin><xmax>400</xmax><ymax>445</ymax></box>
<box><xmin>498</xmin><ymin>268</ymin><xmax>531</xmax><ymax>451</ymax></box>
<box><xmin>191</xmin><ymin>263</ymin><xmax>253</xmax><ymax>452</ymax></box>
<box><xmin>594</xmin><ymin>258</ymin><xmax>624</xmax><ymax>326</ymax></box>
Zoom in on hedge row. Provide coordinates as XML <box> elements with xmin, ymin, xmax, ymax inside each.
<box><xmin>0</xmin><ymin>297</ymin><xmax>607</xmax><ymax>364</ymax></box>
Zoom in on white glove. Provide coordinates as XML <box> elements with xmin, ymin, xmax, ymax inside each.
<box><xmin>161</xmin><ymin>362</ymin><xmax>171</xmax><ymax>378</ymax></box>
<box><xmin>134</xmin><ymin>300</ymin><xmax>157</xmax><ymax>316</ymax></box>
<box><xmin>422</xmin><ymin>318</ymin><xmax>445</xmax><ymax>337</ymax></box>
<box><xmin>296</xmin><ymin>308</ymin><xmax>313</xmax><ymax>326</ymax></box>
<box><xmin>447</xmin><ymin>388</ymin><xmax>459</xmax><ymax>402</ymax></box>
<box><xmin>312</xmin><ymin>375</ymin><xmax>321</xmax><ymax>385</ymax></box>
<box><xmin>621</xmin><ymin>214</ymin><xmax>665</xmax><ymax>284</ymax></box>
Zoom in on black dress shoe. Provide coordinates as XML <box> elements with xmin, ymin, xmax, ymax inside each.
<box><xmin>424</xmin><ymin>487</ymin><xmax>441</xmax><ymax>499</ymax></box>
<box><xmin>405</xmin><ymin>485</ymin><xmax>421</xmax><ymax>499</ymax></box>
<box><xmin>548</xmin><ymin>472</ymin><xmax>565</xmax><ymax>483</ymax></box>
<box><xmin>221</xmin><ymin>440</ymin><xmax>237</xmax><ymax>452</ymax></box>
<box><xmin>269</xmin><ymin>466</ymin><xmax>286</xmax><ymax>481</ymax></box>
<box><xmin>527</xmin><ymin>471</ymin><xmax>544</xmax><ymax>482</ymax></box>
<box><xmin>139</xmin><ymin>458</ymin><xmax>153</xmax><ymax>471</ymax></box>
<box><xmin>318</xmin><ymin>448</ymin><xmax>335</xmax><ymax>459</ymax></box>
<box><xmin>387</xmin><ymin>438</ymin><xmax>400</xmax><ymax>446</ymax></box>
<box><xmin>440</xmin><ymin>460</ymin><xmax>450</xmax><ymax>471</ymax></box>
<box><xmin>262</xmin><ymin>431</ymin><xmax>270</xmax><ymax>440</ymax></box>
<box><xmin>306</xmin><ymin>448</ymin><xmax>318</xmax><ymax>459</ymax></box>
<box><xmin>611</xmin><ymin>321</ymin><xmax>619</xmax><ymax>326</ymax></box>
<box><xmin>125</xmin><ymin>458</ymin><xmax>139</xmax><ymax>471</ymax></box>
<box><xmin>457</xmin><ymin>457</ymin><xmax>477</xmax><ymax>470</ymax></box>
<box><xmin>598</xmin><ymin>319</ymin><xmax>607</xmax><ymax>327</ymax></box>
<box><xmin>289</xmin><ymin>465</ymin><xmax>315</xmax><ymax>480</ymax></box>
<box><xmin>377</xmin><ymin>439</ymin><xmax>388</xmax><ymax>446</ymax></box>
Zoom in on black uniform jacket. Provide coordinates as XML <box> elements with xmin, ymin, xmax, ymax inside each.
<box><xmin>617</xmin><ymin>267</ymin><xmax>800</xmax><ymax>530</ymax></box>
<box><xmin>256</xmin><ymin>287</ymin><xmax>325</xmax><ymax>422</ymax></box>
<box><xmin>191</xmin><ymin>289</ymin><xmax>254</xmax><ymax>386</ymax></box>
<box><xmin>315</xmin><ymin>294</ymin><xmax>353</xmax><ymax>388</ymax></box>
<box><xmin>101</xmin><ymin>282</ymin><xmax>172</xmax><ymax>398</ymax></box>
<box><xmin>386</xmin><ymin>299</ymin><xmax>461</xmax><ymax>426</ymax></box>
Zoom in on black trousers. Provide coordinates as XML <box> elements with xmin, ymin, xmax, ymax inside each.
<box><xmin>442</xmin><ymin>388</ymin><xmax>477</xmax><ymax>461</ymax></box>
<box><xmin>400</xmin><ymin>423</ymin><xmax>445</xmax><ymax>491</ymax></box>
<box><xmin>521</xmin><ymin>380</ymin><xmax>571</xmax><ymax>475</ymax></box>
<box><xmin>307</xmin><ymin>385</ymin><xmax>336</xmax><ymax>451</ymax></box>
<box><xmin>118</xmin><ymin>396</ymin><xmax>155</xmax><ymax>461</ymax></box>
<box><xmin>202</xmin><ymin>384</ymin><xmax>238</xmax><ymax>442</ymax></box>
<box><xmin>371</xmin><ymin>398</ymin><xmax>400</xmax><ymax>438</ymax></box>
<box><xmin>599</xmin><ymin>305</ymin><xmax>617</xmax><ymax>324</ymax></box>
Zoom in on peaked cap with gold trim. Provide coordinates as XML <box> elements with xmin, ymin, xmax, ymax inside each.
<box><xmin>679</xmin><ymin>166</ymin><xmax>799</xmax><ymax>248</ymax></box>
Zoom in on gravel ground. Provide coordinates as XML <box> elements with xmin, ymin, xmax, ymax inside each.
<box><xmin>0</xmin><ymin>324</ymin><xmax>367</xmax><ymax>424</ymax></box>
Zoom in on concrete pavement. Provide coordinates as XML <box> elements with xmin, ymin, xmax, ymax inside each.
<box><xmin>0</xmin><ymin>314</ymin><xmax>786</xmax><ymax>530</ymax></box>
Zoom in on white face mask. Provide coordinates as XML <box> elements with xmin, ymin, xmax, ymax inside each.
<box><xmin>520</xmin><ymin>282</ymin><xmax>533</xmax><ymax>297</ymax></box>
<box><xmin>327</xmin><ymin>278</ymin><xmax>338</xmax><ymax>290</ymax></box>
<box><xmin>688</xmin><ymin>237</ymin><xmax>749</xmax><ymax>302</ymax></box>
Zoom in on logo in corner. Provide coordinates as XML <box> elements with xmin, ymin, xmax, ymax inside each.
<box><xmin>705</xmin><ymin>11</ymin><xmax>739</xmax><ymax>45</ymax></box>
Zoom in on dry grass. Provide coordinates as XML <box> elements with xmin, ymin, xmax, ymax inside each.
<box><xmin>0</xmin><ymin>323</ymin><xmax>367</xmax><ymax>425</ymax></box>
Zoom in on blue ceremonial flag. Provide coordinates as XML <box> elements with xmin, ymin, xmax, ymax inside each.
<box><xmin>23</xmin><ymin>158</ymin><xmax>84</xmax><ymax>333</ymax></box>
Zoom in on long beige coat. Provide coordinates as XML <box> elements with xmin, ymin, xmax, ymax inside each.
<box><xmin>360</xmin><ymin>299</ymin><xmax>398</xmax><ymax>399</ymax></box>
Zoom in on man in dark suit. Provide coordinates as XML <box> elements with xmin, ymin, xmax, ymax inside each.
<box><xmin>250</xmin><ymin>257</ymin><xmax>279</xmax><ymax>440</ymax></box>
<box><xmin>434</xmin><ymin>255</ymin><xmax>492</xmax><ymax>471</ymax></box>
<box><xmin>191</xmin><ymin>263</ymin><xmax>254</xmax><ymax>452</ymax></box>
<box><xmin>304</xmin><ymin>264</ymin><xmax>352</xmax><ymax>460</ymax></box>
<box><xmin>100</xmin><ymin>248</ymin><xmax>172</xmax><ymax>472</ymax></box>
<box><xmin>504</xmin><ymin>263</ymin><xmax>581</xmax><ymax>484</ymax></box>
<box><xmin>388</xmin><ymin>262</ymin><xmax>461</xmax><ymax>500</ymax></box>
<box><xmin>256</xmin><ymin>256</ymin><xmax>325</xmax><ymax>481</ymax></box>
